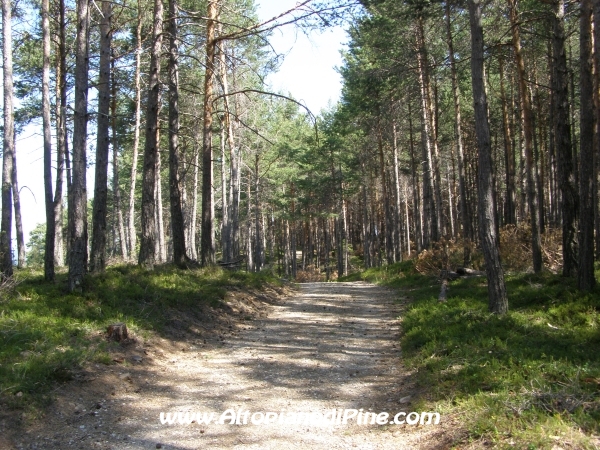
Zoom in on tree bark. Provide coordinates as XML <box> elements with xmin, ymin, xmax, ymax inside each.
<box><xmin>54</xmin><ymin>0</ymin><xmax>67</xmax><ymax>268</ymax></box>
<box><xmin>507</xmin><ymin>0</ymin><xmax>543</xmax><ymax>273</ymax></box>
<box><xmin>446</xmin><ymin>1</ymin><xmax>472</xmax><ymax>264</ymax></box>
<box><xmin>200</xmin><ymin>0</ymin><xmax>217</xmax><ymax>266</ymax></box>
<box><xmin>417</xmin><ymin>17</ymin><xmax>444</xmax><ymax>240</ymax></box>
<box><xmin>392</xmin><ymin>119</ymin><xmax>403</xmax><ymax>261</ymax></box>
<box><xmin>415</xmin><ymin>18</ymin><xmax>438</xmax><ymax>248</ymax></box>
<box><xmin>552</xmin><ymin>0</ymin><xmax>577</xmax><ymax>277</ymax></box>
<box><xmin>377</xmin><ymin>123</ymin><xmax>393</xmax><ymax>264</ymax></box>
<box><xmin>220</xmin><ymin>120</ymin><xmax>229</xmax><ymax>261</ymax></box>
<box><xmin>111</xmin><ymin>53</ymin><xmax>127</xmax><ymax>260</ymax></box>
<box><xmin>128</xmin><ymin>0</ymin><xmax>144</xmax><ymax>259</ymax></box>
<box><xmin>254</xmin><ymin>154</ymin><xmax>263</xmax><ymax>271</ymax></box>
<box><xmin>592</xmin><ymin>0</ymin><xmax>600</xmax><ymax>261</ymax></box>
<box><xmin>469</xmin><ymin>0</ymin><xmax>508</xmax><ymax>314</ymax></box>
<box><xmin>578</xmin><ymin>0</ymin><xmax>596</xmax><ymax>290</ymax></box>
<box><xmin>68</xmin><ymin>0</ymin><xmax>90</xmax><ymax>290</ymax></box>
<box><xmin>42</xmin><ymin>0</ymin><xmax>54</xmax><ymax>278</ymax></box>
<box><xmin>156</xmin><ymin>149</ymin><xmax>166</xmax><ymax>262</ymax></box>
<box><xmin>188</xmin><ymin>129</ymin><xmax>199</xmax><ymax>259</ymax></box>
<box><xmin>11</xmin><ymin>138</ymin><xmax>24</xmax><ymax>268</ymax></box>
<box><xmin>225</xmin><ymin>67</ymin><xmax>240</xmax><ymax>262</ymax></box>
<box><xmin>408</xmin><ymin>99</ymin><xmax>422</xmax><ymax>253</ymax></box>
<box><xmin>138</xmin><ymin>0</ymin><xmax>163</xmax><ymax>267</ymax></box>
<box><xmin>0</xmin><ymin>0</ymin><xmax>13</xmax><ymax>277</ymax></box>
<box><xmin>90</xmin><ymin>0</ymin><xmax>112</xmax><ymax>273</ymax></box>
<box><xmin>168</xmin><ymin>0</ymin><xmax>188</xmax><ymax>266</ymax></box>
<box><xmin>499</xmin><ymin>54</ymin><xmax>517</xmax><ymax>226</ymax></box>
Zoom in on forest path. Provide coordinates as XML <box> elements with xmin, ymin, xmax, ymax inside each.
<box><xmin>16</xmin><ymin>282</ymin><xmax>450</xmax><ymax>449</ymax></box>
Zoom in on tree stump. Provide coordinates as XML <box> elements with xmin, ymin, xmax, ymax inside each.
<box><xmin>107</xmin><ymin>323</ymin><xmax>128</xmax><ymax>342</ymax></box>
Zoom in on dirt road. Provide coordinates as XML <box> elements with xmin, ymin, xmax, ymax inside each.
<box><xmin>11</xmin><ymin>282</ymin><xmax>449</xmax><ymax>449</ymax></box>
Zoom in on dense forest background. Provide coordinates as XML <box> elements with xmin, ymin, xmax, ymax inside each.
<box><xmin>0</xmin><ymin>0</ymin><xmax>598</xmax><ymax>310</ymax></box>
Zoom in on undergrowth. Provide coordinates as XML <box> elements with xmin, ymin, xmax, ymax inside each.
<box><xmin>341</xmin><ymin>261</ymin><xmax>600</xmax><ymax>449</ymax></box>
<box><xmin>0</xmin><ymin>265</ymin><xmax>278</xmax><ymax>412</ymax></box>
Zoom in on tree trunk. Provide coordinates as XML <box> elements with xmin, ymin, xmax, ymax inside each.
<box><xmin>578</xmin><ymin>0</ymin><xmax>596</xmax><ymax>290</ymax></box>
<box><xmin>508</xmin><ymin>0</ymin><xmax>543</xmax><ymax>273</ymax></box>
<box><xmin>188</xmin><ymin>130</ymin><xmax>199</xmax><ymax>259</ymax></box>
<box><xmin>592</xmin><ymin>0</ymin><xmax>600</xmax><ymax>261</ymax></box>
<box><xmin>392</xmin><ymin>119</ymin><xmax>403</xmax><ymax>260</ymax></box>
<box><xmin>111</xmin><ymin>54</ymin><xmax>127</xmax><ymax>260</ymax></box>
<box><xmin>90</xmin><ymin>0</ymin><xmax>112</xmax><ymax>273</ymax></box>
<box><xmin>552</xmin><ymin>0</ymin><xmax>577</xmax><ymax>277</ymax></box>
<box><xmin>138</xmin><ymin>0</ymin><xmax>163</xmax><ymax>267</ymax></box>
<box><xmin>42</xmin><ymin>0</ymin><xmax>54</xmax><ymax>278</ymax></box>
<box><xmin>128</xmin><ymin>0</ymin><xmax>144</xmax><ymax>259</ymax></box>
<box><xmin>408</xmin><ymin>99</ymin><xmax>422</xmax><ymax>252</ymax></box>
<box><xmin>0</xmin><ymin>0</ymin><xmax>13</xmax><ymax>277</ymax></box>
<box><xmin>499</xmin><ymin>54</ymin><xmax>516</xmax><ymax>226</ymax></box>
<box><xmin>200</xmin><ymin>0</ymin><xmax>217</xmax><ymax>266</ymax></box>
<box><xmin>361</xmin><ymin>165</ymin><xmax>370</xmax><ymax>268</ymax></box>
<box><xmin>246</xmin><ymin>175</ymin><xmax>253</xmax><ymax>271</ymax></box>
<box><xmin>53</xmin><ymin>0</ymin><xmax>66</xmax><ymax>268</ymax></box>
<box><xmin>291</xmin><ymin>184</ymin><xmax>297</xmax><ymax>278</ymax></box>
<box><xmin>11</xmin><ymin>137</ymin><xmax>24</xmax><ymax>268</ymax></box>
<box><xmin>469</xmin><ymin>0</ymin><xmax>508</xmax><ymax>314</ymax></box>
<box><xmin>254</xmin><ymin>155</ymin><xmax>263</xmax><ymax>271</ymax></box>
<box><xmin>378</xmin><ymin>124</ymin><xmax>393</xmax><ymax>264</ymax></box>
<box><xmin>220</xmin><ymin>119</ymin><xmax>229</xmax><ymax>261</ymax></box>
<box><xmin>446</xmin><ymin>1</ymin><xmax>472</xmax><ymax>264</ymax></box>
<box><xmin>415</xmin><ymin>19</ymin><xmax>438</xmax><ymax>248</ymax></box>
<box><xmin>168</xmin><ymin>0</ymin><xmax>188</xmax><ymax>266</ymax></box>
<box><xmin>417</xmin><ymin>17</ymin><xmax>444</xmax><ymax>240</ymax></box>
<box><xmin>68</xmin><ymin>0</ymin><xmax>90</xmax><ymax>290</ymax></box>
<box><xmin>404</xmin><ymin>182</ymin><xmax>411</xmax><ymax>256</ymax></box>
<box><xmin>156</xmin><ymin>149</ymin><xmax>166</xmax><ymax>263</ymax></box>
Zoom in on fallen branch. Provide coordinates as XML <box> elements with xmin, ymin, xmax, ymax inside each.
<box><xmin>438</xmin><ymin>267</ymin><xmax>487</xmax><ymax>302</ymax></box>
<box><xmin>456</xmin><ymin>267</ymin><xmax>486</xmax><ymax>277</ymax></box>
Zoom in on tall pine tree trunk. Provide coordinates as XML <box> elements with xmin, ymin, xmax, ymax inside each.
<box><xmin>168</xmin><ymin>0</ymin><xmax>188</xmax><ymax>266</ymax></box>
<box><xmin>111</xmin><ymin>55</ymin><xmax>127</xmax><ymax>260</ymax></box>
<box><xmin>508</xmin><ymin>0</ymin><xmax>543</xmax><ymax>273</ymax></box>
<box><xmin>499</xmin><ymin>54</ymin><xmax>517</xmax><ymax>226</ymax></box>
<box><xmin>54</xmin><ymin>0</ymin><xmax>67</xmax><ymax>268</ymax></box>
<box><xmin>578</xmin><ymin>0</ymin><xmax>596</xmax><ymax>290</ymax></box>
<box><xmin>254</xmin><ymin>155</ymin><xmax>263</xmax><ymax>271</ymax></box>
<box><xmin>200</xmin><ymin>0</ymin><xmax>217</xmax><ymax>266</ymax></box>
<box><xmin>469</xmin><ymin>0</ymin><xmax>508</xmax><ymax>314</ymax></box>
<box><xmin>592</xmin><ymin>0</ymin><xmax>600</xmax><ymax>261</ymax></box>
<box><xmin>156</xmin><ymin>150</ymin><xmax>166</xmax><ymax>262</ymax></box>
<box><xmin>408</xmin><ymin>99</ymin><xmax>422</xmax><ymax>252</ymax></box>
<box><xmin>415</xmin><ymin>19</ymin><xmax>438</xmax><ymax>248</ymax></box>
<box><xmin>552</xmin><ymin>0</ymin><xmax>577</xmax><ymax>277</ymax></box>
<box><xmin>42</xmin><ymin>0</ymin><xmax>55</xmax><ymax>279</ymax></box>
<box><xmin>392</xmin><ymin>119</ymin><xmax>403</xmax><ymax>261</ymax></box>
<box><xmin>90</xmin><ymin>0</ymin><xmax>112</xmax><ymax>273</ymax></box>
<box><xmin>128</xmin><ymin>0</ymin><xmax>144</xmax><ymax>259</ymax></box>
<box><xmin>378</xmin><ymin>123</ymin><xmax>393</xmax><ymax>264</ymax></box>
<box><xmin>446</xmin><ymin>1</ymin><xmax>472</xmax><ymax>264</ymax></box>
<box><xmin>0</xmin><ymin>0</ymin><xmax>13</xmax><ymax>277</ymax></box>
<box><xmin>68</xmin><ymin>0</ymin><xmax>90</xmax><ymax>290</ymax></box>
<box><xmin>12</xmin><ymin>139</ymin><xmax>24</xmax><ymax>268</ymax></box>
<box><xmin>188</xmin><ymin>131</ymin><xmax>199</xmax><ymax>259</ymax></box>
<box><xmin>138</xmin><ymin>0</ymin><xmax>163</xmax><ymax>267</ymax></box>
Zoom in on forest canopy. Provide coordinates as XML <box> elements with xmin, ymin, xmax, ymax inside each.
<box><xmin>0</xmin><ymin>0</ymin><xmax>597</xmax><ymax>310</ymax></box>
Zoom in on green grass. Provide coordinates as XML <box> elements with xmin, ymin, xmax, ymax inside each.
<box><xmin>341</xmin><ymin>262</ymin><xmax>600</xmax><ymax>448</ymax></box>
<box><xmin>0</xmin><ymin>265</ymin><xmax>278</xmax><ymax>412</ymax></box>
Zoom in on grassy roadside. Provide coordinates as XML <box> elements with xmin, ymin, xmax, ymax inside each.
<box><xmin>341</xmin><ymin>261</ymin><xmax>600</xmax><ymax>449</ymax></box>
<box><xmin>0</xmin><ymin>265</ymin><xmax>279</xmax><ymax>413</ymax></box>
